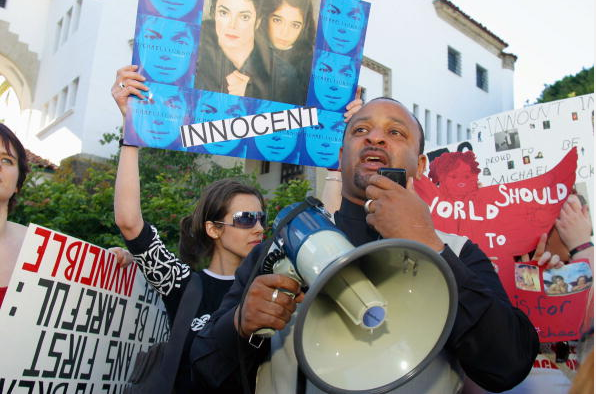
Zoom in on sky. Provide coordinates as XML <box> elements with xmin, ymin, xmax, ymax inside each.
<box><xmin>450</xmin><ymin>0</ymin><xmax>594</xmax><ymax>108</ymax></box>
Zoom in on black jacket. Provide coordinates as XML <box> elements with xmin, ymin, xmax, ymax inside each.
<box><xmin>190</xmin><ymin>198</ymin><xmax>539</xmax><ymax>392</ymax></box>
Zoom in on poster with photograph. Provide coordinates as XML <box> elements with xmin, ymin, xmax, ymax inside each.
<box><xmin>417</xmin><ymin>95</ymin><xmax>594</xmax><ymax>341</ymax></box>
<box><xmin>125</xmin><ymin>0</ymin><xmax>371</xmax><ymax>169</ymax></box>
<box><xmin>425</xmin><ymin>94</ymin><xmax>594</xmax><ymax>210</ymax></box>
<box><xmin>514</xmin><ymin>261</ymin><xmax>592</xmax><ymax>342</ymax></box>
<box><xmin>0</xmin><ymin>225</ymin><xmax>168</xmax><ymax>393</ymax></box>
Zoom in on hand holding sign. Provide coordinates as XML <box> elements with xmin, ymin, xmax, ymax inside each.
<box><xmin>520</xmin><ymin>233</ymin><xmax>564</xmax><ymax>270</ymax></box>
<box><xmin>111</xmin><ymin>65</ymin><xmax>149</xmax><ymax>117</ymax></box>
<box><xmin>556</xmin><ymin>194</ymin><xmax>593</xmax><ymax>252</ymax></box>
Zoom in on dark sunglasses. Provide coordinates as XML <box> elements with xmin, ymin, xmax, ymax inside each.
<box><xmin>213</xmin><ymin>211</ymin><xmax>267</xmax><ymax>229</ymax></box>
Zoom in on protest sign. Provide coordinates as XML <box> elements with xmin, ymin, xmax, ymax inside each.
<box><xmin>417</xmin><ymin>95</ymin><xmax>594</xmax><ymax>342</ymax></box>
<box><xmin>125</xmin><ymin>0</ymin><xmax>371</xmax><ymax>169</ymax></box>
<box><xmin>0</xmin><ymin>225</ymin><xmax>168</xmax><ymax>393</ymax></box>
<box><xmin>513</xmin><ymin>261</ymin><xmax>592</xmax><ymax>342</ymax></box>
<box><xmin>425</xmin><ymin>94</ymin><xmax>594</xmax><ymax>209</ymax></box>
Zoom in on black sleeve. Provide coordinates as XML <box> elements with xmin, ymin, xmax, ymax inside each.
<box><xmin>123</xmin><ymin>221</ymin><xmax>191</xmax><ymax>319</ymax></box>
<box><xmin>189</xmin><ymin>244</ymin><xmax>269</xmax><ymax>392</ymax></box>
<box><xmin>441</xmin><ymin>242</ymin><xmax>539</xmax><ymax>392</ymax></box>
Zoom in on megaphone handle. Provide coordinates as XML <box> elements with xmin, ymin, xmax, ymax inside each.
<box><xmin>252</xmin><ymin>327</ymin><xmax>276</xmax><ymax>338</ymax></box>
<box><xmin>252</xmin><ymin>288</ymin><xmax>297</xmax><ymax>338</ymax></box>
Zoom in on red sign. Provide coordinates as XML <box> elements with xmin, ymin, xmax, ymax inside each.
<box><xmin>416</xmin><ymin>148</ymin><xmax>587</xmax><ymax>341</ymax></box>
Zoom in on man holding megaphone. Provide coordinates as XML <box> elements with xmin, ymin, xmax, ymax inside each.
<box><xmin>190</xmin><ymin>98</ymin><xmax>539</xmax><ymax>393</ymax></box>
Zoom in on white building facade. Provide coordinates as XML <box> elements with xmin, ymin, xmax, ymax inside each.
<box><xmin>0</xmin><ymin>0</ymin><xmax>516</xmax><ymax>194</ymax></box>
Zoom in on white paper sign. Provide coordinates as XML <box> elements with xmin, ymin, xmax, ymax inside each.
<box><xmin>426</xmin><ymin>94</ymin><xmax>594</xmax><ymax>209</ymax></box>
<box><xmin>0</xmin><ymin>225</ymin><xmax>169</xmax><ymax>393</ymax></box>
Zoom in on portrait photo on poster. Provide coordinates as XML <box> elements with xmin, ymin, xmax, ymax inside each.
<box><xmin>140</xmin><ymin>0</ymin><xmax>204</xmax><ymax>23</ymax></box>
<box><xmin>132</xmin><ymin>14</ymin><xmax>200</xmax><ymax>87</ymax></box>
<box><xmin>125</xmin><ymin>81</ymin><xmax>193</xmax><ymax>149</ymax></box>
<box><xmin>126</xmin><ymin>0</ymin><xmax>371</xmax><ymax>168</ymax></box>
<box><xmin>544</xmin><ymin>261</ymin><xmax>593</xmax><ymax>296</ymax></box>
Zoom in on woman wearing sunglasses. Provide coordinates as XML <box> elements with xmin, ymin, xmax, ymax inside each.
<box><xmin>111</xmin><ymin>65</ymin><xmax>265</xmax><ymax>393</ymax></box>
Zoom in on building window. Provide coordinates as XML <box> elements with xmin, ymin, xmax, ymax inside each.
<box><xmin>447</xmin><ymin>119</ymin><xmax>453</xmax><ymax>144</ymax></box>
<box><xmin>57</xmin><ymin>87</ymin><xmax>68</xmax><ymax>116</ymax></box>
<box><xmin>54</xmin><ymin>18</ymin><xmax>63</xmax><ymax>52</ymax></box>
<box><xmin>360</xmin><ymin>86</ymin><xmax>367</xmax><ymax>102</ymax></box>
<box><xmin>436</xmin><ymin>114</ymin><xmax>442</xmax><ymax>145</ymax></box>
<box><xmin>40</xmin><ymin>103</ymin><xmax>48</xmax><ymax>128</ymax></box>
<box><xmin>62</xmin><ymin>7</ymin><xmax>72</xmax><ymax>44</ymax></box>
<box><xmin>467</xmin><ymin>128</ymin><xmax>471</xmax><ymax>140</ymax></box>
<box><xmin>0</xmin><ymin>0</ymin><xmax>7</xmax><ymax>8</ymax></box>
<box><xmin>424</xmin><ymin>109</ymin><xmax>431</xmax><ymax>142</ymax></box>
<box><xmin>68</xmin><ymin>77</ymin><xmax>79</xmax><ymax>109</ymax></box>
<box><xmin>280</xmin><ymin>163</ymin><xmax>303</xmax><ymax>184</ymax></box>
<box><xmin>457</xmin><ymin>123</ymin><xmax>462</xmax><ymax>141</ymax></box>
<box><xmin>476</xmin><ymin>64</ymin><xmax>488</xmax><ymax>91</ymax></box>
<box><xmin>412</xmin><ymin>103</ymin><xmax>419</xmax><ymax>119</ymax></box>
<box><xmin>73</xmin><ymin>0</ymin><xmax>82</xmax><ymax>32</ymax></box>
<box><xmin>48</xmin><ymin>96</ymin><xmax>58</xmax><ymax>123</ymax></box>
<box><xmin>362</xmin><ymin>56</ymin><xmax>392</xmax><ymax>97</ymax></box>
<box><xmin>260</xmin><ymin>161</ymin><xmax>270</xmax><ymax>174</ymax></box>
<box><xmin>447</xmin><ymin>47</ymin><xmax>461</xmax><ymax>75</ymax></box>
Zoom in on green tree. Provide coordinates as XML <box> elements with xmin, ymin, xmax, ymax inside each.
<box><xmin>10</xmin><ymin>132</ymin><xmax>314</xmax><ymax>263</ymax></box>
<box><xmin>265</xmin><ymin>178</ymin><xmax>312</xmax><ymax>232</ymax></box>
<box><xmin>11</xmin><ymin>136</ymin><xmax>258</xmax><ymax>256</ymax></box>
<box><xmin>536</xmin><ymin>66</ymin><xmax>594</xmax><ymax>103</ymax></box>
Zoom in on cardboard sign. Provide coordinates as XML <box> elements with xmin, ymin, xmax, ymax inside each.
<box><xmin>125</xmin><ymin>0</ymin><xmax>371</xmax><ymax>169</ymax></box>
<box><xmin>0</xmin><ymin>225</ymin><xmax>169</xmax><ymax>393</ymax></box>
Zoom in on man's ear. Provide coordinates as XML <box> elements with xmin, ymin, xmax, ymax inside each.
<box><xmin>415</xmin><ymin>154</ymin><xmax>427</xmax><ymax>180</ymax></box>
<box><xmin>205</xmin><ymin>221</ymin><xmax>222</xmax><ymax>240</ymax></box>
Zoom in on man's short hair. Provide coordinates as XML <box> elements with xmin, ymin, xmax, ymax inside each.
<box><xmin>343</xmin><ymin>97</ymin><xmax>426</xmax><ymax>154</ymax></box>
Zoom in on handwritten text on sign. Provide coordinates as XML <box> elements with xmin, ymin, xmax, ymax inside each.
<box><xmin>0</xmin><ymin>225</ymin><xmax>169</xmax><ymax>393</ymax></box>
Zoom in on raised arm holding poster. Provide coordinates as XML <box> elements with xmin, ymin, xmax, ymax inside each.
<box><xmin>125</xmin><ymin>0</ymin><xmax>371</xmax><ymax>169</ymax></box>
<box><xmin>0</xmin><ymin>225</ymin><xmax>168</xmax><ymax>394</ymax></box>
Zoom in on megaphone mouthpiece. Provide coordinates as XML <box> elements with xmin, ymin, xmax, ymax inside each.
<box><xmin>323</xmin><ymin>265</ymin><xmax>387</xmax><ymax>330</ymax></box>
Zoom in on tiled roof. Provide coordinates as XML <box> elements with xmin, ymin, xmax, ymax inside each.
<box><xmin>26</xmin><ymin>149</ymin><xmax>58</xmax><ymax>171</ymax></box>
<box><xmin>438</xmin><ymin>0</ymin><xmax>508</xmax><ymax>47</ymax></box>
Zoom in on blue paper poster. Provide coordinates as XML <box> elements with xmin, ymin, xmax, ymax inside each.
<box><xmin>125</xmin><ymin>0</ymin><xmax>371</xmax><ymax>169</ymax></box>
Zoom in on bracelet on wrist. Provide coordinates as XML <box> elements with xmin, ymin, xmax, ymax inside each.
<box><xmin>119</xmin><ymin>138</ymin><xmax>138</xmax><ymax>148</ymax></box>
<box><xmin>569</xmin><ymin>241</ymin><xmax>593</xmax><ymax>257</ymax></box>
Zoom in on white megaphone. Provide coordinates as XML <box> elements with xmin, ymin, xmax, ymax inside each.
<box><xmin>259</xmin><ymin>200</ymin><xmax>458</xmax><ymax>393</ymax></box>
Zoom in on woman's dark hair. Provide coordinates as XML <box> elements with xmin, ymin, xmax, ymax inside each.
<box><xmin>0</xmin><ymin>123</ymin><xmax>29</xmax><ymax>213</ymax></box>
<box><xmin>552</xmin><ymin>275</ymin><xmax>564</xmax><ymax>283</ymax></box>
<box><xmin>210</xmin><ymin>0</ymin><xmax>265</xmax><ymax>19</ymax></box>
<box><xmin>261</xmin><ymin>0</ymin><xmax>316</xmax><ymax>53</ymax></box>
<box><xmin>178</xmin><ymin>179</ymin><xmax>265</xmax><ymax>266</ymax></box>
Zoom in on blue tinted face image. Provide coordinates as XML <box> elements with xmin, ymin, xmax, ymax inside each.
<box><xmin>194</xmin><ymin>93</ymin><xmax>247</xmax><ymax>155</ymax></box>
<box><xmin>131</xmin><ymin>83</ymin><xmax>188</xmax><ymax>148</ymax></box>
<box><xmin>320</xmin><ymin>0</ymin><xmax>365</xmax><ymax>54</ymax></box>
<box><xmin>252</xmin><ymin>102</ymin><xmax>299</xmax><ymax>161</ymax></box>
<box><xmin>305</xmin><ymin>111</ymin><xmax>344</xmax><ymax>167</ymax></box>
<box><xmin>312</xmin><ymin>51</ymin><xmax>356</xmax><ymax>111</ymax></box>
<box><xmin>253</xmin><ymin>129</ymin><xmax>299</xmax><ymax>162</ymax></box>
<box><xmin>137</xmin><ymin>16</ymin><xmax>196</xmax><ymax>83</ymax></box>
<box><xmin>149</xmin><ymin>0</ymin><xmax>198</xmax><ymax>19</ymax></box>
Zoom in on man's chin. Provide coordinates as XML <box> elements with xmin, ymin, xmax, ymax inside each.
<box><xmin>354</xmin><ymin>171</ymin><xmax>372</xmax><ymax>191</ymax></box>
